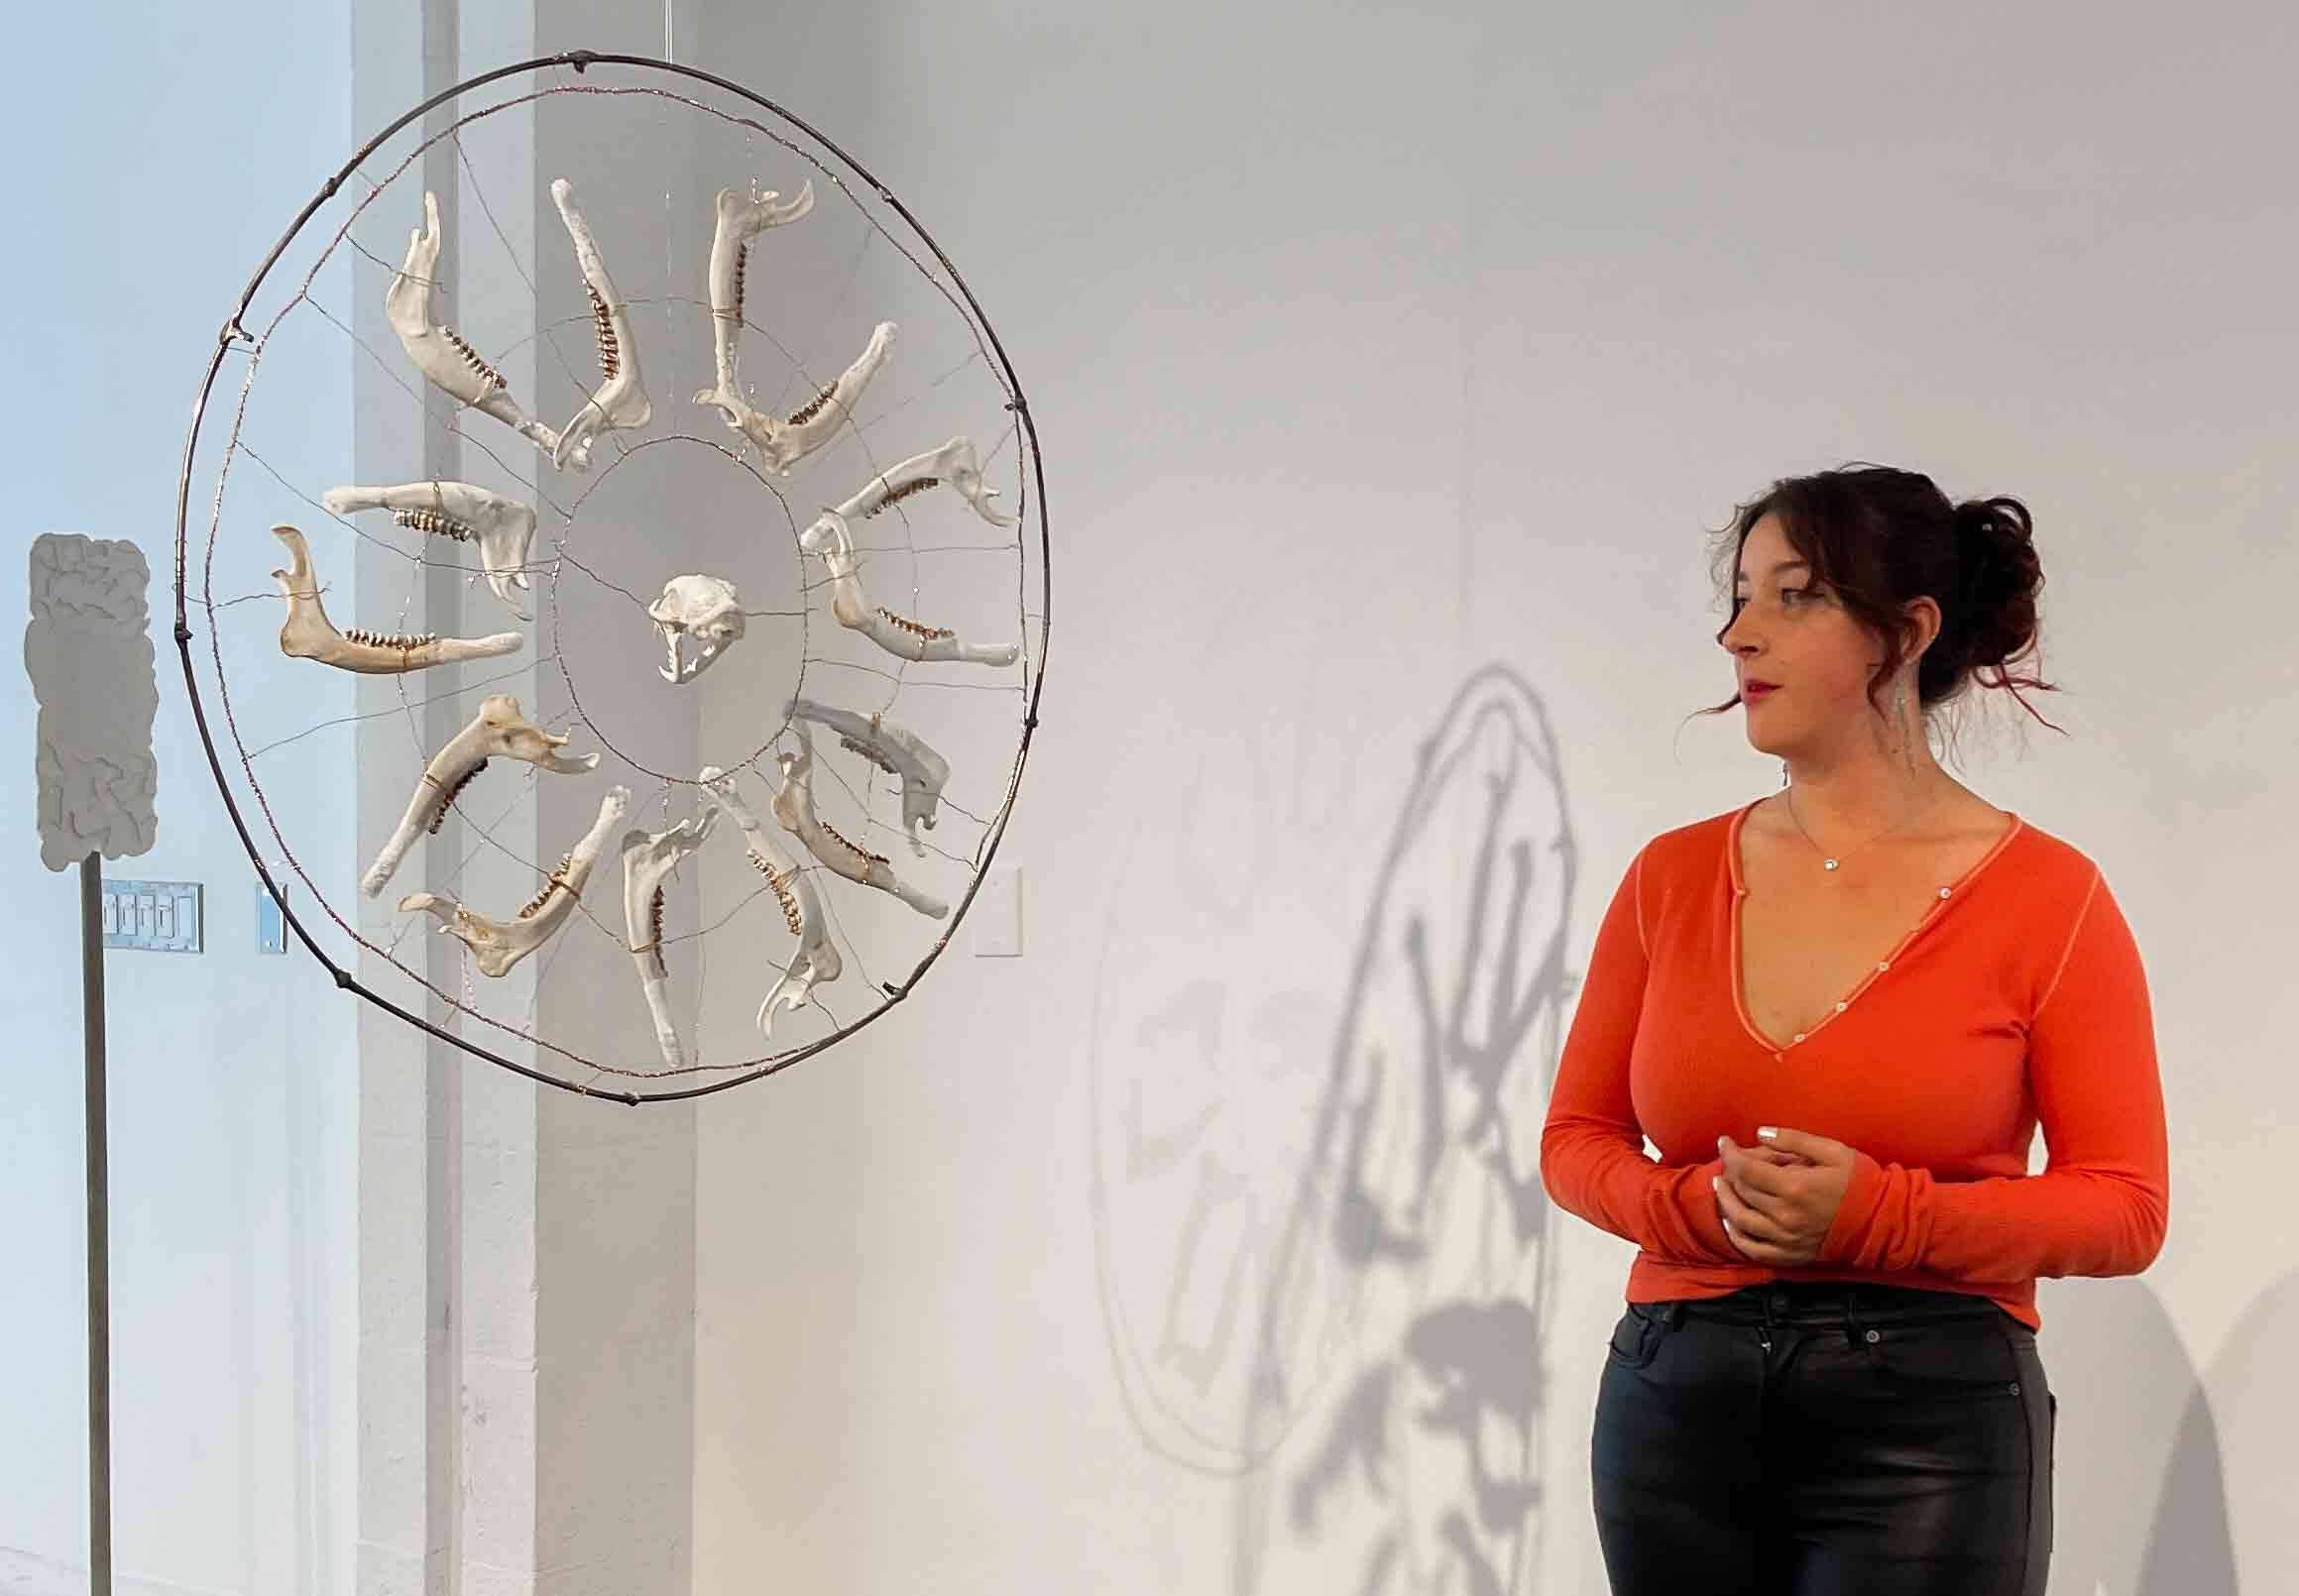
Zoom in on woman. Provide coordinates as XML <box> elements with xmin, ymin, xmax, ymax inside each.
<box><xmin>1539</xmin><ymin>465</ymin><xmax>2170</xmax><ymax>1596</ymax></box>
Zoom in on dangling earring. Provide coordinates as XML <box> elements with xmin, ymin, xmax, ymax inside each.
<box><xmin>1781</xmin><ymin>760</ymin><xmax>1789</xmax><ymax>787</ymax></box>
<box><xmin>1895</xmin><ymin>676</ymin><xmax>1916</xmax><ymax>771</ymax></box>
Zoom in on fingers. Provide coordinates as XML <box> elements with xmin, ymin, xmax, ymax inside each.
<box><xmin>1713</xmin><ymin>1172</ymin><xmax>1792</xmax><ymax>1244</ymax></box>
<box><xmin>1719</xmin><ymin>1141</ymin><xmax>1801</xmax><ymax>1205</ymax></box>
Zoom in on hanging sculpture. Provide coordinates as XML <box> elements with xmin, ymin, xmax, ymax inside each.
<box><xmin>175</xmin><ymin>53</ymin><xmax>1047</xmax><ymax>1099</ymax></box>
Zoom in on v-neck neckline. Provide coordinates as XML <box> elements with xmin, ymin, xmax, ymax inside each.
<box><xmin>1726</xmin><ymin>795</ymin><xmax>2024</xmax><ymax>1056</ymax></box>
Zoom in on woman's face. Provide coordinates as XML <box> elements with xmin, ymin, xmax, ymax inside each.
<box><xmin>1720</xmin><ymin>513</ymin><xmax>1912</xmax><ymax>757</ymax></box>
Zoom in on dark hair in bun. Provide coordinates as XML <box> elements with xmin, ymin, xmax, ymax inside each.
<box><xmin>1693</xmin><ymin>462</ymin><xmax>2063</xmax><ymax>738</ymax></box>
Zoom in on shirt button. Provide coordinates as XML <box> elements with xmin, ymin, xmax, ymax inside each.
<box><xmin>1877</xmin><ymin>961</ymin><xmax>1890</xmax><ymax>970</ymax></box>
<box><xmin>1792</xmin><ymin>1033</ymin><xmax>1805</xmax><ymax>1043</ymax></box>
<box><xmin>1939</xmin><ymin>887</ymin><xmax>1951</xmax><ymax>898</ymax></box>
<box><xmin>1835</xmin><ymin>1001</ymin><xmax>1847</xmax><ymax>1011</ymax></box>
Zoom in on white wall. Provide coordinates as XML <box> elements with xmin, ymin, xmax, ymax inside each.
<box><xmin>0</xmin><ymin>4</ymin><xmax>358</xmax><ymax>1595</ymax></box>
<box><xmin>688</xmin><ymin>3</ymin><xmax>2299</xmax><ymax>1594</ymax></box>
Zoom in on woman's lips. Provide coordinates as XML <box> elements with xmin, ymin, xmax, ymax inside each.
<box><xmin>1744</xmin><ymin>684</ymin><xmax>1778</xmax><ymax>701</ymax></box>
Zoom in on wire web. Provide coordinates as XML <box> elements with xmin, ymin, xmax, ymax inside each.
<box><xmin>176</xmin><ymin>59</ymin><xmax>1047</xmax><ymax>1100</ymax></box>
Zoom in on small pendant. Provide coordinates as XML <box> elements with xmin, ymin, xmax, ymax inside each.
<box><xmin>1824</xmin><ymin>857</ymin><xmax>1839</xmax><ymax>870</ymax></box>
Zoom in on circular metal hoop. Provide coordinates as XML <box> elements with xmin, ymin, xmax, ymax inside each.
<box><xmin>172</xmin><ymin>50</ymin><xmax>1050</xmax><ymax>1103</ymax></box>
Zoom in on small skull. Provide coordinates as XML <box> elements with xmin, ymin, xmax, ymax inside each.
<box><xmin>647</xmin><ymin>573</ymin><xmax>746</xmax><ymax>684</ymax></box>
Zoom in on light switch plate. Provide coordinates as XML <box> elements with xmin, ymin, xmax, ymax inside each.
<box><xmin>971</xmin><ymin>865</ymin><xmax>1022</xmax><ymax>958</ymax></box>
<box><xmin>257</xmin><ymin>882</ymin><xmax>287</xmax><ymax>955</ymax></box>
<box><xmin>101</xmin><ymin>879</ymin><xmax>201</xmax><ymax>953</ymax></box>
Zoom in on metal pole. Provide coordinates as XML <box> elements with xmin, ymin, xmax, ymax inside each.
<box><xmin>80</xmin><ymin>854</ymin><xmax>111</xmax><ymax>1596</ymax></box>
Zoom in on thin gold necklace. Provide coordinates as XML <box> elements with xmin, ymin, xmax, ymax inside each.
<box><xmin>1782</xmin><ymin>779</ymin><xmax>1944</xmax><ymax>874</ymax></box>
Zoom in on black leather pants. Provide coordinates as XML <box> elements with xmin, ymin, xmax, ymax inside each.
<box><xmin>1591</xmin><ymin>1281</ymin><xmax>2055</xmax><ymax>1595</ymax></box>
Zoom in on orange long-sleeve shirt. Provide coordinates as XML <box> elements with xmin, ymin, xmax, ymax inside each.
<box><xmin>1539</xmin><ymin>797</ymin><xmax>2169</xmax><ymax>1332</ymax></box>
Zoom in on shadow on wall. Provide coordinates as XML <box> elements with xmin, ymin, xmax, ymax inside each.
<box><xmin>1090</xmin><ymin>662</ymin><xmax>2252</xmax><ymax>1595</ymax></box>
<box><xmin>1092</xmin><ymin>662</ymin><xmax>1573</xmax><ymax>1594</ymax></box>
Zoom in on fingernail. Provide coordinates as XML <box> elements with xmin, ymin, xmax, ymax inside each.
<box><xmin>1715</xmin><ymin>1135</ymin><xmax>1727</xmax><ymax>1153</ymax></box>
<box><xmin>1757</xmin><ymin>1126</ymin><xmax>1777</xmax><ymax>1140</ymax></box>
<box><xmin>1711</xmin><ymin>1175</ymin><xmax>1721</xmax><ymax>1193</ymax></box>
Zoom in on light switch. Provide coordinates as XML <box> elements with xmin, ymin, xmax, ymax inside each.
<box><xmin>100</xmin><ymin>880</ymin><xmax>202</xmax><ymax>953</ymax></box>
<box><xmin>257</xmin><ymin>883</ymin><xmax>287</xmax><ymax>955</ymax></box>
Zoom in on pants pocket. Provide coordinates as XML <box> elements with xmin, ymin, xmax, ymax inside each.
<box><xmin>1604</xmin><ymin>1302</ymin><xmax>1666</xmax><ymax>1370</ymax></box>
<box><xmin>1858</xmin><ymin>1314</ymin><xmax>2023</xmax><ymax>1401</ymax></box>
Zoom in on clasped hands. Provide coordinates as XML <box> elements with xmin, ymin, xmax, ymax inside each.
<box><xmin>1712</xmin><ymin>1126</ymin><xmax>1857</xmax><ymax>1266</ymax></box>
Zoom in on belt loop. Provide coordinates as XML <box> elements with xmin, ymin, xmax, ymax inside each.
<box><xmin>1843</xmin><ymin>1288</ymin><xmax>1865</xmax><ymax>1349</ymax></box>
<box><xmin>1665</xmin><ymin>1300</ymin><xmax>1687</xmax><ymax>1331</ymax></box>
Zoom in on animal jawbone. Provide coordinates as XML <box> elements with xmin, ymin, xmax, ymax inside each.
<box><xmin>699</xmin><ymin>763</ymin><xmax>843</xmax><ymax>1037</ymax></box>
<box><xmin>270</xmin><ymin>523</ymin><xmax>522</xmax><ymax>673</ymax></box>
<box><xmin>397</xmin><ymin>788</ymin><xmax>630</xmax><ymax>976</ymax></box>
<box><xmin>361</xmin><ymin>694</ymin><xmax>599</xmax><ymax>898</ymax></box>
<box><xmin>548</xmin><ymin>178</ymin><xmax>650</xmax><ymax>472</ymax></box>
<box><xmin>321</xmin><ymin>480</ymin><xmax>539</xmax><ymax>622</ymax></box>
<box><xmin>385</xmin><ymin>189</ymin><xmax>568</xmax><ymax>466</ymax></box>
